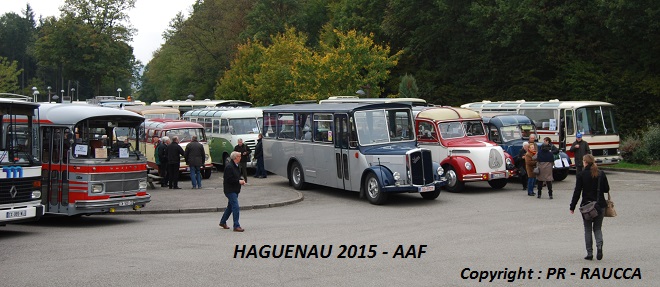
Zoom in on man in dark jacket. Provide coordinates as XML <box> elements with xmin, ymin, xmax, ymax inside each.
<box><xmin>570</xmin><ymin>133</ymin><xmax>591</xmax><ymax>174</ymax></box>
<box><xmin>233</xmin><ymin>138</ymin><xmax>251</xmax><ymax>183</ymax></box>
<box><xmin>185</xmin><ymin>135</ymin><xmax>205</xmax><ymax>189</ymax></box>
<box><xmin>156</xmin><ymin>136</ymin><xmax>169</xmax><ymax>187</ymax></box>
<box><xmin>220</xmin><ymin>151</ymin><xmax>246</xmax><ymax>232</ymax></box>
<box><xmin>166</xmin><ymin>136</ymin><xmax>185</xmax><ymax>189</ymax></box>
<box><xmin>253</xmin><ymin>133</ymin><xmax>266</xmax><ymax>178</ymax></box>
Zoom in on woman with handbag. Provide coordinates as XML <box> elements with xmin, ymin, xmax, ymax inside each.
<box><xmin>524</xmin><ymin>143</ymin><xmax>538</xmax><ymax>196</ymax></box>
<box><xmin>569</xmin><ymin>154</ymin><xmax>610</xmax><ymax>261</ymax></box>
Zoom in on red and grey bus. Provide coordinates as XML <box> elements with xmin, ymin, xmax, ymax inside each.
<box><xmin>39</xmin><ymin>103</ymin><xmax>150</xmax><ymax>215</ymax></box>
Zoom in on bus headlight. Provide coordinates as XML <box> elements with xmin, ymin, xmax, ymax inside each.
<box><xmin>393</xmin><ymin>172</ymin><xmax>401</xmax><ymax>181</ymax></box>
<box><xmin>506</xmin><ymin>158</ymin><xmax>512</xmax><ymax>165</ymax></box>
<box><xmin>464</xmin><ymin>162</ymin><xmax>472</xmax><ymax>171</ymax></box>
<box><xmin>437</xmin><ymin>166</ymin><xmax>444</xmax><ymax>176</ymax></box>
<box><xmin>32</xmin><ymin>190</ymin><xmax>42</xmax><ymax>199</ymax></box>
<box><xmin>139</xmin><ymin>179</ymin><xmax>147</xmax><ymax>189</ymax></box>
<box><xmin>92</xmin><ymin>184</ymin><xmax>104</xmax><ymax>193</ymax></box>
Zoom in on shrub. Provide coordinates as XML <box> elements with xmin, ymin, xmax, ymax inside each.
<box><xmin>642</xmin><ymin>124</ymin><xmax>660</xmax><ymax>161</ymax></box>
<box><xmin>620</xmin><ymin>135</ymin><xmax>649</xmax><ymax>164</ymax></box>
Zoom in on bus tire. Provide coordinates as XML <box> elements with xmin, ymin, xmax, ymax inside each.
<box><xmin>364</xmin><ymin>173</ymin><xmax>388</xmax><ymax>205</ymax></box>
<box><xmin>289</xmin><ymin>162</ymin><xmax>306</xmax><ymax>190</ymax></box>
<box><xmin>202</xmin><ymin>169</ymin><xmax>212</xmax><ymax>179</ymax></box>
<box><xmin>420</xmin><ymin>189</ymin><xmax>440</xmax><ymax>200</ymax></box>
<box><xmin>488</xmin><ymin>178</ymin><xmax>507</xmax><ymax>189</ymax></box>
<box><xmin>221</xmin><ymin>154</ymin><xmax>229</xmax><ymax>171</ymax></box>
<box><xmin>444</xmin><ymin>165</ymin><xmax>465</xmax><ymax>193</ymax></box>
<box><xmin>553</xmin><ymin>169</ymin><xmax>568</xmax><ymax>181</ymax></box>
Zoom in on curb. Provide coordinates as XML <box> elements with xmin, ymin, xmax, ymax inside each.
<box><xmin>110</xmin><ymin>191</ymin><xmax>304</xmax><ymax>215</ymax></box>
<box><xmin>599</xmin><ymin>167</ymin><xmax>660</xmax><ymax>174</ymax></box>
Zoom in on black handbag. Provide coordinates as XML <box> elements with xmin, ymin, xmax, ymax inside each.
<box><xmin>579</xmin><ymin>201</ymin><xmax>598</xmax><ymax>220</ymax></box>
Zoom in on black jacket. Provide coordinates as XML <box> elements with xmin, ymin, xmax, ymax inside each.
<box><xmin>184</xmin><ymin>140</ymin><xmax>205</xmax><ymax>167</ymax></box>
<box><xmin>234</xmin><ymin>143</ymin><xmax>252</xmax><ymax>163</ymax></box>
<box><xmin>254</xmin><ymin>138</ymin><xmax>263</xmax><ymax>159</ymax></box>
<box><xmin>166</xmin><ymin>141</ymin><xmax>185</xmax><ymax>165</ymax></box>
<box><xmin>156</xmin><ymin>142</ymin><xmax>168</xmax><ymax>165</ymax></box>
<box><xmin>223</xmin><ymin>160</ymin><xmax>242</xmax><ymax>194</ymax></box>
<box><xmin>537</xmin><ymin>143</ymin><xmax>558</xmax><ymax>163</ymax></box>
<box><xmin>570</xmin><ymin>164</ymin><xmax>610</xmax><ymax>211</ymax></box>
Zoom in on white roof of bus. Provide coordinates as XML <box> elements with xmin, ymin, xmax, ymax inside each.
<box><xmin>319</xmin><ymin>96</ymin><xmax>430</xmax><ymax>106</ymax></box>
<box><xmin>460</xmin><ymin>100</ymin><xmax>615</xmax><ymax>109</ymax></box>
<box><xmin>38</xmin><ymin>103</ymin><xmax>144</xmax><ymax>124</ymax></box>
<box><xmin>183</xmin><ymin>107</ymin><xmax>263</xmax><ymax>118</ymax></box>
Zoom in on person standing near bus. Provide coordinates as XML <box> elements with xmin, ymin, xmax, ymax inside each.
<box><xmin>233</xmin><ymin>138</ymin><xmax>251</xmax><ymax>183</ymax></box>
<box><xmin>516</xmin><ymin>142</ymin><xmax>529</xmax><ymax>190</ymax></box>
<box><xmin>185</xmin><ymin>135</ymin><xmax>205</xmax><ymax>189</ymax></box>
<box><xmin>220</xmin><ymin>151</ymin><xmax>246</xmax><ymax>232</ymax></box>
<box><xmin>166</xmin><ymin>136</ymin><xmax>185</xmax><ymax>189</ymax></box>
<box><xmin>253</xmin><ymin>133</ymin><xmax>267</xmax><ymax>178</ymax></box>
<box><xmin>536</xmin><ymin>137</ymin><xmax>558</xmax><ymax>199</ymax></box>
<box><xmin>158</xmin><ymin>136</ymin><xmax>170</xmax><ymax>187</ymax></box>
<box><xmin>524</xmin><ymin>143</ymin><xmax>538</xmax><ymax>196</ymax></box>
<box><xmin>570</xmin><ymin>133</ymin><xmax>591</xmax><ymax>174</ymax></box>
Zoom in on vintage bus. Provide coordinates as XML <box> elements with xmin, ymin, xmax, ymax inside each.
<box><xmin>150</xmin><ymin>99</ymin><xmax>252</xmax><ymax>115</ymax></box>
<box><xmin>182</xmin><ymin>107</ymin><xmax>262</xmax><ymax>169</ymax></box>
<box><xmin>461</xmin><ymin>100</ymin><xmax>621</xmax><ymax>167</ymax></box>
<box><xmin>38</xmin><ymin>103</ymin><xmax>150</xmax><ymax>215</ymax></box>
<box><xmin>262</xmin><ymin>102</ymin><xmax>446</xmax><ymax>205</ymax></box>
<box><xmin>1</xmin><ymin>99</ymin><xmax>44</xmax><ymax>225</ymax></box>
<box><xmin>319</xmin><ymin>96</ymin><xmax>433</xmax><ymax>107</ymax></box>
<box><xmin>482</xmin><ymin>114</ymin><xmax>571</xmax><ymax>181</ymax></box>
<box><xmin>141</xmin><ymin>119</ymin><xmax>213</xmax><ymax>178</ymax></box>
<box><xmin>413</xmin><ymin>106</ymin><xmax>514</xmax><ymax>192</ymax></box>
<box><xmin>124</xmin><ymin>105</ymin><xmax>180</xmax><ymax>120</ymax></box>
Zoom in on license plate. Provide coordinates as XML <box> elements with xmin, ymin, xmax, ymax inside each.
<box><xmin>419</xmin><ymin>186</ymin><xmax>435</xmax><ymax>192</ymax></box>
<box><xmin>118</xmin><ymin>201</ymin><xmax>134</xmax><ymax>207</ymax></box>
<box><xmin>491</xmin><ymin>173</ymin><xmax>505</xmax><ymax>179</ymax></box>
<box><xmin>6</xmin><ymin>210</ymin><xmax>27</xmax><ymax>218</ymax></box>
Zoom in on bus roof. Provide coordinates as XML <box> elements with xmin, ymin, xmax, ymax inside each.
<box><xmin>319</xmin><ymin>96</ymin><xmax>432</xmax><ymax>107</ymax></box>
<box><xmin>183</xmin><ymin>107</ymin><xmax>263</xmax><ymax>118</ymax></box>
<box><xmin>461</xmin><ymin>100</ymin><xmax>615</xmax><ymax>109</ymax></box>
<box><xmin>263</xmin><ymin>102</ymin><xmax>412</xmax><ymax>113</ymax></box>
<box><xmin>0</xmin><ymin>98</ymin><xmax>40</xmax><ymax>108</ymax></box>
<box><xmin>151</xmin><ymin>99</ymin><xmax>252</xmax><ymax>107</ymax></box>
<box><xmin>38</xmin><ymin>103</ymin><xmax>143</xmax><ymax>125</ymax></box>
<box><xmin>482</xmin><ymin>114</ymin><xmax>534</xmax><ymax>126</ymax></box>
<box><xmin>413</xmin><ymin>106</ymin><xmax>481</xmax><ymax>121</ymax></box>
<box><xmin>144</xmin><ymin>119</ymin><xmax>204</xmax><ymax>129</ymax></box>
<box><xmin>124</xmin><ymin>105</ymin><xmax>180</xmax><ymax>115</ymax></box>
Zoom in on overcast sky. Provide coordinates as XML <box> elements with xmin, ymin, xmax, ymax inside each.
<box><xmin>1</xmin><ymin>0</ymin><xmax>197</xmax><ymax>64</ymax></box>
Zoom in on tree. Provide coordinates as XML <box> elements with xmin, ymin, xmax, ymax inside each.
<box><xmin>0</xmin><ymin>57</ymin><xmax>22</xmax><ymax>92</ymax></box>
<box><xmin>398</xmin><ymin>74</ymin><xmax>418</xmax><ymax>98</ymax></box>
<box><xmin>0</xmin><ymin>5</ymin><xmax>38</xmax><ymax>92</ymax></box>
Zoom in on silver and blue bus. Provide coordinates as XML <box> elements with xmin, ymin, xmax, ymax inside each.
<box><xmin>262</xmin><ymin>102</ymin><xmax>446</xmax><ymax>205</ymax></box>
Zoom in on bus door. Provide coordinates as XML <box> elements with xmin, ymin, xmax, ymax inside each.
<box><xmin>41</xmin><ymin>127</ymin><xmax>69</xmax><ymax>213</ymax></box>
<box><xmin>334</xmin><ymin>114</ymin><xmax>352</xmax><ymax>190</ymax></box>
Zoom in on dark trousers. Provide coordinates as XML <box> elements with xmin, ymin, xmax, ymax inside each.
<box><xmin>239</xmin><ymin>162</ymin><xmax>248</xmax><ymax>183</ymax></box>
<box><xmin>158</xmin><ymin>163</ymin><xmax>168</xmax><ymax>185</ymax></box>
<box><xmin>168</xmin><ymin>164</ymin><xmax>180</xmax><ymax>188</ymax></box>
<box><xmin>576</xmin><ymin>165</ymin><xmax>584</xmax><ymax>175</ymax></box>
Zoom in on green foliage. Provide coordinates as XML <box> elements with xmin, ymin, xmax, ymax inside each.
<box><xmin>620</xmin><ymin>135</ymin><xmax>646</xmax><ymax>164</ymax></box>
<box><xmin>398</xmin><ymin>74</ymin><xmax>418</xmax><ymax>98</ymax></box>
<box><xmin>0</xmin><ymin>57</ymin><xmax>22</xmax><ymax>92</ymax></box>
<box><xmin>216</xmin><ymin>39</ymin><xmax>266</xmax><ymax>102</ymax></box>
<box><xmin>643</xmin><ymin>124</ymin><xmax>660</xmax><ymax>162</ymax></box>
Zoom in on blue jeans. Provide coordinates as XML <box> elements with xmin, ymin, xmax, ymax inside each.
<box><xmin>220</xmin><ymin>192</ymin><xmax>240</xmax><ymax>228</ymax></box>
<box><xmin>527</xmin><ymin>177</ymin><xmax>537</xmax><ymax>194</ymax></box>
<box><xmin>255</xmin><ymin>156</ymin><xmax>266</xmax><ymax>177</ymax></box>
<box><xmin>190</xmin><ymin>166</ymin><xmax>202</xmax><ymax>188</ymax></box>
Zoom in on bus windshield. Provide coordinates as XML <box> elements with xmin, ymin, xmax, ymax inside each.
<box><xmin>1</xmin><ymin>122</ymin><xmax>36</xmax><ymax>165</ymax></box>
<box><xmin>229</xmin><ymin>118</ymin><xmax>260</xmax><ymax>135</ymax></box>
<box><xmin>354</xmin><ymin>109</ymin><xmax>413</xmax><ymax>145</ymax></box>
<box><xmin>576</xmin><ymin>106</ymin><xmax>617</xmax><ymax>135</ymax></box>
<box><xmin>166</xmin><ymin>128</ymin><xmax>206</xmax><ymax>142</ymax></box>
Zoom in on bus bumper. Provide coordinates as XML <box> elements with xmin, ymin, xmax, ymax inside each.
<box><xmin>381</xmin><ymin>180</ymin><xmax>445</xmax><ymax>194</ymax></box>
<box><xmin>0</xmin><ymin>201</ymin><xmax>44</xmax><ymax>224</ymax></box>
<box><xmin>74</xmin><ymin>194</ymin><xmax>151</xmax><ymax>212</ymax></box>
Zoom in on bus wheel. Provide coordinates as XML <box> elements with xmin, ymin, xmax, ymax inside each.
<box><xmin>221</xmin><ymin>154</ymin><xmax>229</xmax><ymax>170</ymax></box>
<box><xmin>364</xmin><ymin>173</ymin><xmax>388</xmax><ymax>205</ymax></box>
<box><xmin>289</xmin><ymin>162</ymin><xmax>306</xmax><ymax>190</ymax></box>
<box><xmin>202</xmin><ymin>169</ymin><xmax>212</xmax><ymax>179</ymax></box>
<box><xmin>488</xmin><ymin>178</ymin><xmax>507</xmax><ymax>189</ymax></box>
<box><xmin>444</xmin><ymin>166</ymin><xmax>465</xmax><ymax>193</ymax></box>
<box><xmin>553</xmin><ymin>169</ymin><xmax>568</xmax><ymax>181</ymax></box>
<box><xmin>420</xmin><ymin>189</ymin><xmax>440</xmax><ymax>200</ymax></box>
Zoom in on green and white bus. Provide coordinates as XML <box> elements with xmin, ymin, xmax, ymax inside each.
<box><xmin>182</xmin><ymin>107</ymin><xmax>262</xmax><ymax>169</ymax></box>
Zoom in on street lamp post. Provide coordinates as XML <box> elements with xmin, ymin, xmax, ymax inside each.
<box><xmin>32</xmin><ymin>87</ymin><xmax>39</xmax><ymax>102</ymax></box>
<box><xmin>187</xmin><ymin>94</ymin><xmax>194</xmax><ymax>100</ymax></box>
<box><xmin>71</xmin><ymin>88</ymin><xmax>76</xmax><ymax>102</ymax></box>
<box><xmin>47</xmin><ymin>86</ymin><xmax>52</xmax><ymax>102</ymax></box>
<box><xmin>117</xmin><ymin>88</ymin><xmax>122</xmax><ymax>98</ymax></box>
<box><xmin>59</xmin><ymin>90</ymin><xmax>64</xmax><ymax>103</ymax></box>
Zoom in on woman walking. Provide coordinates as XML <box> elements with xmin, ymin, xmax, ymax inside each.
<box><xmin>536</xmin><ymin>137</ymin><xmax>558</xmax><ymax>199</ymax></box>
<box><xmin>570</xmin><ymin>154</ymin><xmax>610</xmax><ymax>260</ymax></box>
<box><xmin>524</xmin><ymin>143</ymin><xmax>538</xmax><ymax>196</ymax></box>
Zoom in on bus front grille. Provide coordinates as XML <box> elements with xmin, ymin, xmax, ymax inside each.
<box><xmin>90</xmin><ymin>172</ymin><xmax>146</xmax><ymax>193</ymax></box>
<box><xmin>0</xmin><ymin>177</ymin><xmax>38</xmax><ymax>204</ymax></box>
<box><xmin>409</xmin><ymin>150</ymin><xmax>434</xmax><ymax>185</ymax></box>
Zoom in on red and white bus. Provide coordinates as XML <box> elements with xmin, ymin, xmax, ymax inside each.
<box><xmin>39</xmin><ymin>103</ymin><xmax>150</xmax><ymax>215</ymax></box>
<box><xmin>1</xmin><ymin>98</ymin><xmax>44</xmax><ymax>224</ymax></box>
<box><xmin>141</xmin><ymin>119</ymin><xmax>214</xmax><ymax>179</ymax></box>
